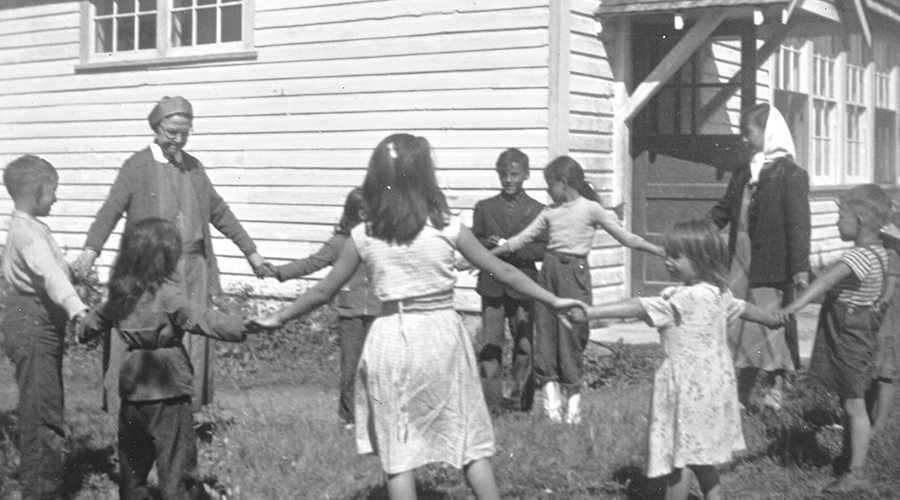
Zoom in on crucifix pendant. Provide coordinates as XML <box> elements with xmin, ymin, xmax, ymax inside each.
<box><xmin>176</xmin><ymin>211</ymin><xmax>186</xmax><ymax>230</ymax></box>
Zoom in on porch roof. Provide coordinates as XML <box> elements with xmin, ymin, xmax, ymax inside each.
<box><xmin>596</xmin><ymin>0</ymin><xmax>790</xmax><ymax>16</ymax></box>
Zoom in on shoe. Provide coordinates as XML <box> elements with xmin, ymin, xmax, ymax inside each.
<box><xmin>565</xmin><ymin>392</ymin><xmax>582</xmax><ymax>424</ymax></box>
<box><xmin>763</xmin><ymin>388</ymin><xmax>783</xmax><ymax>411</ymax></box>
<box><xmin>543</xmin><ymin>382</ymin><xmax>563</xmax><ymax>423</ymax></box>
<box><xmin>822</xmin><ymin>470</ymin><xmax>871</xmax><ymax>494</ymax></box>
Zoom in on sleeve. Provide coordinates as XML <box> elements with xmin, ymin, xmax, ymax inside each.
<box><xmin>471</xmin><ymin>200</ymin><xmax>492</xmax><ymax>248</ymax></box>
<box><xmin>84</xmin><ymin>160</ymin><xmax>136</xmax><ymax>253</ymax></box>
<box><xmin>590</xmin><ymin>202</ymin><xmax>647</xmax><ymax>249</ymax></box>
<box><xmin>21</xmin><ymin>235</ymin><xmax>86</xmax><ymax>318</ymax></box>
<box><xmin>506</xmin><ymin>209</ymin><xmax>549</xmax><ymax>252</ymax></box>
<box><xmin>707</xmin><ymin>168</ymin><xmax>744</xmax><ymax>230</ymax></box>
<box><xmin>511</xmin><ymin>201</ymin><xmax>548</xmax><ymax>263</ymax></box>
<box><xmin>637</xmin><ymin>287</ymin><xmax>678</xmax><ymax>329</ymax></box>
<box><xmin>840</xmin><ymin>248</ymin><xmax>873</xmax><ymax>280</ymax></box>
<box><xmin>163</xmin><ymin>284</ymin><xmax>246</xmax><ymax>342</ymax></box>
<box><xmin>275</xmin><ymin>235</ymin><xmax>343</xmax><ymax>282</ymax></box>
<box><xmin>203</xmin><ymin>165</ymin><xmax>258</xmax><ymax>257</ymax></box>
<box><xmin>783</xmin><ymin>165</ymin><xmax>811</xmax><ymax>276</ymax></box>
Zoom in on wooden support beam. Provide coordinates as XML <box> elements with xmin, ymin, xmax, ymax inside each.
<box><xmin>851</xmin><ymin>0</ymin><xmax>872</xmax><ymax>46</ymax></box>
<box><xmin>618</xmin><ymin>10</ymin><xmax>727</xmax><ymax>123</ymax></box>
<box><xmin>697</xmin><ymin>21</ymin><xmax>794</xmax><ymax>125</ymax></box>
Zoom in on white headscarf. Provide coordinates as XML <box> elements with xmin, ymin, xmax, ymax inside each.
<box><xmin>749</xmin><ymin>105</ymin><xmax>796</xmax><ymax>183</ymax></box>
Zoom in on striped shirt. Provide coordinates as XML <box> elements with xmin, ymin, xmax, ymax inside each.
<box><xmin>834</xmin><ymin>246</ymin><xmax>889</xmax><ymax>308</ymax></box>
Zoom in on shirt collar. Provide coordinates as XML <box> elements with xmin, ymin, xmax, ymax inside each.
<box><xmin>150</xmin><ymin>142</ymin><xmax>183</xmax><ymax>165</ymax></box>
<box><xmin>11</xmin><ymin>209</ymin><xmax>48</xmax><ymax>230</ymax></box>
<box><xmin>500</xmin><ymin>189</ymin><xmax>528</xmax><ymax>203</ymax></box>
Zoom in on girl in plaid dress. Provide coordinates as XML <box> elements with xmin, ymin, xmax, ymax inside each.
<box><xmin>254</xmin><ymin>134</ymin><xmax>586</xmax><ymax>500</ymax></box>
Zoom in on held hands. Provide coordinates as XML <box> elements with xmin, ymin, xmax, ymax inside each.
<box><xmin>244</xmin><ymin>314</ymin><xmax>284</xmax><ymax>333</ymax></box>
<box><xmin>792</xmin><ymin>271</ymin><xmax>810</xmax><ymax>293</ymax></box>
<box><xmin>71</xmin><ymin>249</ymin><xmax>98</xmax><ymax>282</ymax></box>
<box><xmin>247</xmin><ymin>252</ymin><xmax>275</xmax><ymax>279</ymax></box>
<box><xmin>550</xmin><ymin>298</ymin><xmax>589</xmax><ymax>329</ymax></box>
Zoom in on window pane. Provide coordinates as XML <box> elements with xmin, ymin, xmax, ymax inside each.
<box><xmin>138</xmin><ymin>13</ymin><xmax>156</xmax><ymax>49</ymax></box>
<box><xmin>223</xmin><ymin>0</ymin><xmax>241</xmax><ymax>3</ymax></box>
<box><xmin>196</xmin><ymin>7</ymin><xmax>217</xmax><ymax>45</ymax></box>
<box><xmin>198</xmin><ymin>0</ymin><xmax>216</xmax><ymax>4</ymax></box>
<box><xmin>116</xmin><ymin>0</ymin><xmax>135</xmax><ymax>14</ymax></box>
<box><xmin>173</xmin><ymin>0</ymin><xmax>192</xmax><ymax>8</ymax></box>
<box><xmin>117</xmin><ymin>15</ymin><xmax>135</xmax><ymax>51</ymax></box>
<box><xmin>95</xmin><ymin>0</ymin><xmax>114</xmax><ymax>16</ymax></box>
<box><xmin>172</xmin><ymin>10</ymin><xmax>193</xmax><ymax>47</ymax></box>
<box><xmin>138</xmin><ymin>0</ymin><xmax>155</xmax><ymax>12</ymax></box>
<box><xmin>95</xmin><ymin>18</ymin><xmax>113</xmax><ymax>52</ymax></box>
<box><xmin>221</xmin><ymin>4</ymin><xmax>241</xmax><ymax>42</ymax></box>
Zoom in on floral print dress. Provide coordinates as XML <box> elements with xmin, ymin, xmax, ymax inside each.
<box><xmin>638</xmin><ymin>282</ymin><xmax>747</xmax><ymax>478</ymax></box>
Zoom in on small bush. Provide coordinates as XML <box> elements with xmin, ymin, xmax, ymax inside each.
<box><xmin>583</xmin><ymin>339</ymin><xmax>661</xmax><ymax>389</ymax></box>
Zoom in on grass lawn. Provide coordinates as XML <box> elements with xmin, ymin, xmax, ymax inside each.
<box><xmin>0</xmin><ymin>317</ymin><xmax>898</xmax><ymax>500</ymax></box>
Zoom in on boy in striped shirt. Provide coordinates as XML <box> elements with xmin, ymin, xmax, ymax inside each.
<box><xmin>781</xmin><ymin>184</ymin><xmax>892</xmax><ymax>494</ymax></box>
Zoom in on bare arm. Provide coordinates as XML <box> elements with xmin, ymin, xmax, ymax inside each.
<box><xmin>594</xmin><ymin>208</ymin><xmax>665</xmax><ymax>257</ymax></box>
<box><xmin>576</xmin><ymin>298</ymin><xmax>650</xmax><ymax>323</ymax></box>
<box><xmin>260</xmin><ymin>241</ymin><xmax>362</xmax><ymax>328</ymax></box>
<box><xmin>458</xmin><ymin>226</ymin><xmax>584</xmax><ymax>313</ymax></box>
<box><xmin>740</xmin><ymin>302</ymin><xmax>783</xmax><ymax>329</ymax></box>
<box><xmin>783</xmin><ymin>261</ymin><xmax>852</xmax><ymax>314</ymax></box>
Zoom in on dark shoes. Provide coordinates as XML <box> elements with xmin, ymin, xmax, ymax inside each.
<box><xmin>822</xmin><ymin>469</ymin><xmax>871</xmax><ymax>494</ymax></box>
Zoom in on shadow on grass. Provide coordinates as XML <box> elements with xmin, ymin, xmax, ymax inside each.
<box><xmin>343</xmin><ymin>483</ymin><xmax>455</xmax><ymax>500</ymax></box>
<box><xmin>62</xmin><ymin>433</ymin><xmax>117</xmax><ymax>497</ymax></box>
<box><xmin>611</xmin><ymin>464</ymin><xmax>701</xmax><ymax>500</ymax></box>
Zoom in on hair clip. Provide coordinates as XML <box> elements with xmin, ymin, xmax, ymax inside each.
<box><xmin>387</xmin><ymin>142</ymin><xmax>397</xmax><ymax>159</ymax></box>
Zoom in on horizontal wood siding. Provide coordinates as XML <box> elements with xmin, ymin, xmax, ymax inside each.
<box><xmin>0</xmin><ymin>0</ymin><xmax>554</xmax><ymax>312</ymax></box>
<box><xmin>566</xmin><ymin>1</ymin><xmax>628</xmax><ymax>303</ymax></box>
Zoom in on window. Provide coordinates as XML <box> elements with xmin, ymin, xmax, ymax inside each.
<box><xmin>79</xmin><ymin>0</ymin><xmax>255</xmax><ymax>70</ymax></box>
<box><xmin>845</xmin><ymin>35</ymin><xmax>868</xmax><ymax>183</ymax></box>
<box><xmin>811</xmin><ymin>38</ymin><xmax>837</xmax><ymax>184</ymax></box>
<box><xmin>777</xmin><ymin>40</ymin><xmax>803</xmax><ymax>92</ymax></box>
<box><xmin>875</xmin><ymin>40</ymin><xmax>897</xmax><ymax>183</ymax></box>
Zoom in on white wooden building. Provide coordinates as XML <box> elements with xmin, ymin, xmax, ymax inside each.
<box><xmin>1</xmin><ymin>0</ymin><xmax>899</xmax><ymax>312</ymax></box>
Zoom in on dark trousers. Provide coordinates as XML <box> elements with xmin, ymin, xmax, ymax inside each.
<box><xmin>478</xmin><ymin>295</ymin><xmax>535</xmax><ymax>413</ymax></box>
<box><xmin>119</xmin><ymin>396</ymin><xmax>209</xmax><ymax>500</ymax></box>
<box><xmin>533</xmin><ymin>252</ymin><xmax>592</xmax><ymax>391</ymax></box>
<box><xmin>337</xmin><ymin>315</ymin><xmax>374</xmax><ymax>424</ymax></box>
<box><xmin>1</xmin><ymin>294</ymin><xmax>68</xmax><ymax>500</ymax></box>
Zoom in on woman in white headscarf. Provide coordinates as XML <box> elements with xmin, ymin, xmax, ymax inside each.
<box><xmin>708</xmin><ymin>103</ymin><xmax>811</xmax><ymax>411</ymax></box>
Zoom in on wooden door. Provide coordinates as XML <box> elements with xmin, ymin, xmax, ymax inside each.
<box><xmin>630</xmin><ymin>20</ymin><xmax>757</xmax><ymax>296</ymax></box>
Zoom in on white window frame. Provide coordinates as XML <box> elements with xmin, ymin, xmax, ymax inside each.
<box><xmin>77</xmin><ymin>0</ymin><xmax>256</xmax><ymax>72</ymax></box>
<box><xmin>811</xmin><ymin>46</ymin><xmax>839</xmax><ymax>185</ymax></box>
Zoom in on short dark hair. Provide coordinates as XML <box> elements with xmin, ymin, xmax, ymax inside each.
<box><xmin>496</xmin><ymin>148</ymin><xmax>529</xmax><ymax>172</ymax></box>
<box><xmin>3</xmin><ymin>155</ymin><xmax>58</xmax><ymax>199</ymax></box>
<box><xmin>840</xmin><ymin>184</ymin><xmax>892</xmax><ymax>231</ymax></box>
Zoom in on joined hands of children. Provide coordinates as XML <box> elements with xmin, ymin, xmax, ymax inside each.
<box><xmin>245</xmin><ymin>314</ymin><xmax>284</xmax><ymax>332</ymax></box>
<box><xmin>553</xmin><ymin>298</ymin><xmax>589</xmax><ymax>329</ymax></box>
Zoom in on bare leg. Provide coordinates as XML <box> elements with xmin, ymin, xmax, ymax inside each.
<box><xmin>843</xmin><ymin>398</ymin><xmax>872</xmax><ymax>471</ymax></box>
<box><xmin>386</xmin><ymin>470</ymin><xmax>417</xmax><ymax>500</ymax></box>
<box><xmin>665</xmin><ymin>468</ymin><xmax>694</xmax><ymax>500</ymax></box>
<box><xmin>871</xmin><ymin>381</ymin><xmax>895</xmax><ymax>437</ymax></box>
<box><xmin>464</xmin><ymin>458</ymin><xmax>500</xmax><ymax>500</ymax></box>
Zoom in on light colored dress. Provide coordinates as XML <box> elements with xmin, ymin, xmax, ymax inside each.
<box><xmin>351</xmin><ymin>217</ymin><xmax>495</xmax><ymax>474</ymax></box>
<box><xmin>638</xmin><ymin>282</ymin><xmax>747</xmax><ymax>478</ymax></box>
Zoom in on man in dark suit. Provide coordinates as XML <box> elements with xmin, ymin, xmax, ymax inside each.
<box><xmin>472</xmin><ymin>149</ymin><xmax>547</xmax><ymax>414</ymax></box>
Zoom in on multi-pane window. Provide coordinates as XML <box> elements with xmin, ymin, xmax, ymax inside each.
<box><xmin>811</xmin><ymin>38</ymin><xmax>837</xmax><ymax>183</ymax></box>
<box><xmin>82</xmin><ymin>0</ymin><xmax>253</xmax><ymax>67</ymax></box>
<box><xmin>171</xmin><ymin>0</ymin><xmax>243</xmax><ymax>48</ymax></box>
<box><xmin>777</xmin><ymin>40</ymin><xmax>803</xmax><ymax>92</ymax></box>
<box><xmin>845</xmin><ymin>35</ymin><xmax>868</xmax><ymax>182</ymax></box>
<box><xmin>93</xmin><ymin>0</ymin><xmax>158</xmax><ymax>53</ymax></box>
<box><xmin>875</xmin><ymin>40</ymin><xmax>898</xmax><ymax>182</ymax></box>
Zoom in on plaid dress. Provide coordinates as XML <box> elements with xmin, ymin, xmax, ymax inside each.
<box><xmin>351</xmin><ymin>218</ymin><xmax>495</xmax><ymax>473</ymax></box>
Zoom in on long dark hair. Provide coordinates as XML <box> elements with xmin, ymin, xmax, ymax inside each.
<box><xmin>335</xmin><ymin>187</ymin><xmax>366</xmax><ymax>235</ymax></box>
<box><xmin>106</xmin><ymin>218</ymin><xmax>182</xmax><ymax>322</ymax></box>
<box><xmin>362</xmin><ymin>133</ymin><xmax>449</xmax><ymax>244</ymax></box>
<box><xmin>663</xmin><ymin>220</ymin><xmax>730</xmax><ymax>291</ymax></box>
<box><xmin>544</xmin><ymin>156</ymin><xmax>602</xmax><ymax>203</ymax></box>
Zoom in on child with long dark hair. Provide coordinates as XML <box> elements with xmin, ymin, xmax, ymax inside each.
<box><xmin>492</xmin><ymin>155</ymin><xmax>665</xmax><ymax>423</ymax></box>
<box><xmin>252</xmin><ymin>134</ymin><xmax>586</xmax><ymax>500</ymax></box>
<box><xmin>568</xmin><ymin>220</ymin><xmax>781</xmax><ymax>500</ymax></box>
<box><xmin>79</xmin><ymin>218</ymin><xmax>256</xmax><ymax>500</ymax></box>
<box><xmin>272</xmin><ymin>187</ymin><xmax>380</xmax><ymax>428</ymax></box>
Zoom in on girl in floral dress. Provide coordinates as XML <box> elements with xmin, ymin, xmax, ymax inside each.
<box><xmin>253</xmin><ymin>133</ymin><xmax>586</xmax><ymax>500</ymax></box>
<box><xmin>569</xmin><ymin>220</ymin><xmax>781</xmax><ymax>500</ymax></box>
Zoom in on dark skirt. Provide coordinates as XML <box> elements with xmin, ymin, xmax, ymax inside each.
<box><xmin>876</xmin><ymin>292</ymin><xmax>900</xmax><ymax>381</ymax></box>
<box><xmin>809</xmin><ymin>294</ymin><xmax>880</xmax><ymax>399</ymax></box>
